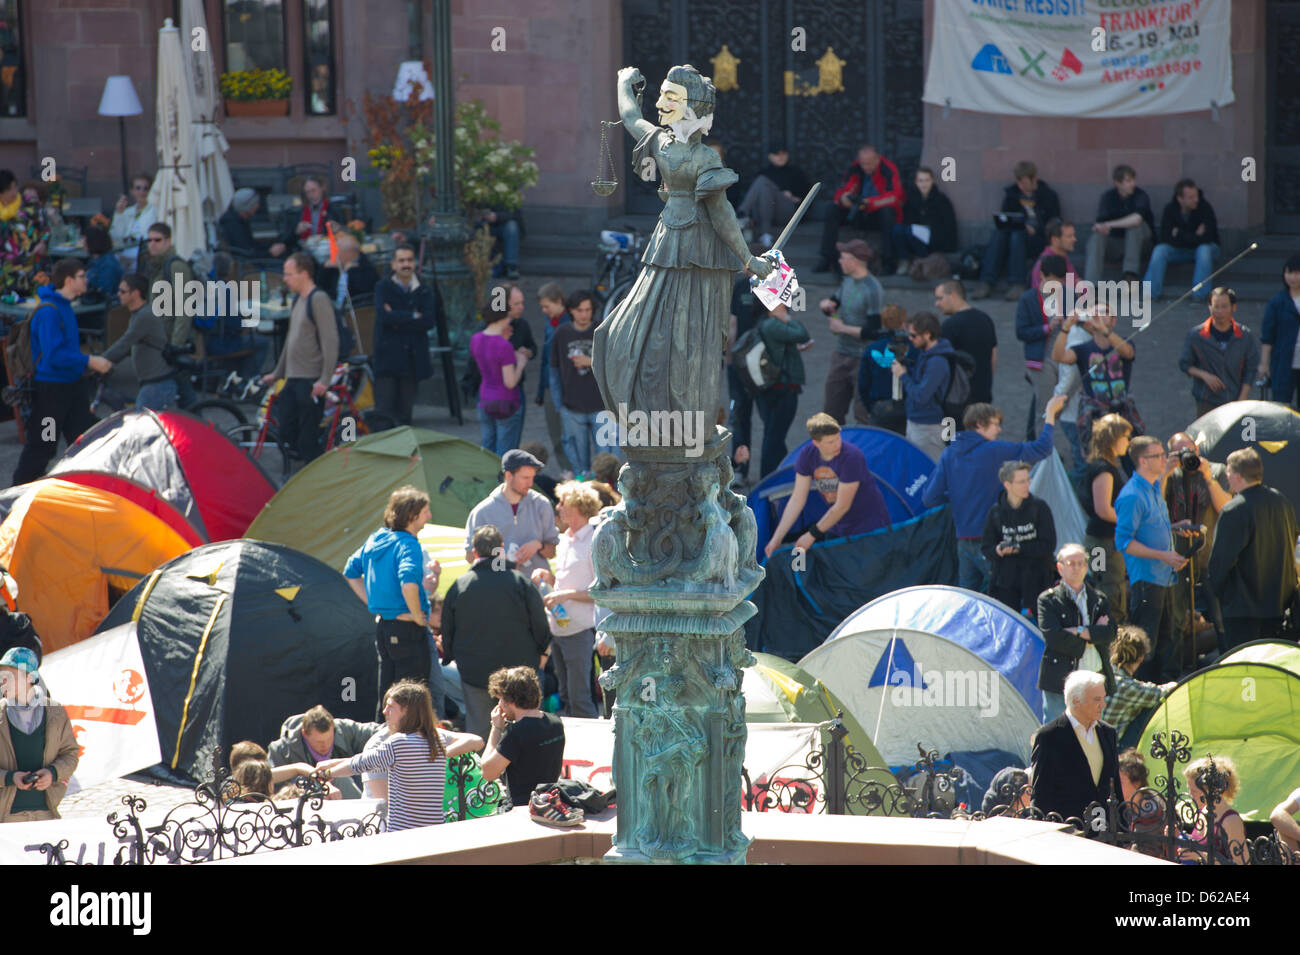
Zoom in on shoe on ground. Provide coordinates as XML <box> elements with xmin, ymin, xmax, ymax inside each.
<box><xmin>1003</xmin><ymin>283</ymin><xmax>1027</xmax><ymax>301</ymax></box>
<box><xmin>222</xmin><ymin>370</ymin><xmax>244</xmax><ymax>396</ymax></box>
<box><xmin>967</xmin><ymin>281</ymin><xmax>992</xmax><ymax>300</ymax></box>
<box><xmin>895</xmin><ymin>260</ymin><xmax>910</xmax><ymax>276</ymax></box>
<box><xmin>530</xmin><ymin>789</ymin><xmax>585</xmax><ymax>828</ymax></box>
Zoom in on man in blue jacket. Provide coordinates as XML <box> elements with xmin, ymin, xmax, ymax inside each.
<box><xmin>344</xmin><ymin>486</ymin><xmax>433</xmax><ymax>719</ymax></box>
<box><xmin>890</xmin><ymin>310</ymin><xmax>951</xmax><ymax>463</ymax></box>
<box><xmin>923</xmin><ymin>395</ymin><xmax>1066</xmax><ymax>593</ymax></box>
<box><xmin>12</xmin><ymin>259</ymin><xmax>112</xmax><ymax>485</ymax></box>
<box><xmin>1257</xmin><ymin>254</ymin><xmax>1300</xmax><ymax>407</ymax></box>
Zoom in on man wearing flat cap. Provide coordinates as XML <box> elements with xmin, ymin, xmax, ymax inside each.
<box><xmin>0</xmin><ymin>648</ymin><xmax>79</xmax><ymax>823</ymax></box>
<box><xmin>219</xmin><ymin>188</ymin><xmax>287</xmax><ymax>261</ymax></box>
<box><xmin>463</xmin><ymin>449</ymin><xmax>559</xmax><ymax>578</ymax></box>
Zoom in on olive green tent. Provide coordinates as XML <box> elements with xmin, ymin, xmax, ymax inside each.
<box><xmin>245</xmin><ymin>427</ymin><xmax>501</xmax><ymax>571</ymax></box>
<box><xmin>744</xmin><ymin>652</ymin><xmax>898</xmax><ymax>814</ymax></box>
<box><xmin>1139</xmin><ymin>656</ymin><xmax>1300</xmax><ymax>821</ymax></box>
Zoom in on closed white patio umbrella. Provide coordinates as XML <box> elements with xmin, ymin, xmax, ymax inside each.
<box><xmin>147</xmin><ymin>18</ymin><xmax>205</xmax><ymax>261</ymax></box>
<box><xmin>181</xmin><ymin>0</ymin><xmax>233</xmax><ymax>248</ymax></box>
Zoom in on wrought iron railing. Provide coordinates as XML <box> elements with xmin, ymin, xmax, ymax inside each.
<box><xmin>743</xmin><ymin>717</ymin><xmax>1299</xmax><ymax>865</ymax></box>
<box><xmin>33</xmin><ymin>753</ymin><xmax>505</xmax><ymax>866</ymax></box>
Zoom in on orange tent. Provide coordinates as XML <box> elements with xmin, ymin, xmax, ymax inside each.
<box><xmin>0</xmin><ymin>479</ymin><xmax>194</xmax><ymax>652</ymax></box>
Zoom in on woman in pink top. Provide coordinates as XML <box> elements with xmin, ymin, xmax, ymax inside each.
<box><xmin>471</xmin><ymin>303</ymin><xmax>530</xmax><ymax>454</ymax></box>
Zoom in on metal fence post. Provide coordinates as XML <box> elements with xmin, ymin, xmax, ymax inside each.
<box><xmin>827</xmin><ymin>714</ymin><xmax>847</xmax><ymax>815</ymax></box>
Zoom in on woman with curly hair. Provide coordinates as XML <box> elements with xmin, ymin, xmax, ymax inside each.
<box><xmin>1181</xmin><ymin>755</ymin><xmax>1247</xmax><ymax>864</ymax></box>
<box><xmin>1100</xmin><ymin>625</ymin><xmax>1177</xmax><ymax>748</ymax></box>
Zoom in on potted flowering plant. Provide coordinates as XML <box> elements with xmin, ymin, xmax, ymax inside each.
<box><xmin>409</xmin><ymin>101</ymin><xmax>539</xmax><ymax>217</ymax></box>
<box><xmin>220</xmin><ymin>69</ymin><xmax>293</xmax><ymax>117</ymax></box>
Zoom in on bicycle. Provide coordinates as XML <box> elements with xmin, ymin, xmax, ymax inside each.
<box><xmin>591</xmin><ymin>228</ymin><xmax>645</xmax><ymax>320</ymax></box>
<box><xmin>222</xmin><ymin>355</ymin><xmax>397</xmax><ymax>483</ymax></box>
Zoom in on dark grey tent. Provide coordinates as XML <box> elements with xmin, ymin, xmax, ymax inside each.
<box><xmin>97</xmin><ymin>539</ymin><xmax>379</xmax><ymax>780</ymax></box>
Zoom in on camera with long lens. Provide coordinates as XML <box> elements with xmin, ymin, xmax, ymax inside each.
<box><xmin>1178</xmin><ymin>449</ymin><xmax>1201</xmax><ymax>472</ymax></box>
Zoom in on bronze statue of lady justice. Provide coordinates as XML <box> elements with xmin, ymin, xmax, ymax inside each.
<box><xmin>592</xmin><ymin>64</ymin><xmax>776</xmax><ymax>432</ymax></box>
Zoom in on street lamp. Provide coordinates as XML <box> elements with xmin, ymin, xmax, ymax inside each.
<box><xmin>98</xmin><ymin>76</ymin><xmax>143</xmax><ymax>196</ymax></box>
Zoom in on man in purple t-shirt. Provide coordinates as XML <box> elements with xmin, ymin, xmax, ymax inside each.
<box><xmin>764</xmin><ymin>413</ymin><xmax>891</xmax><ymax>557</ymax></box>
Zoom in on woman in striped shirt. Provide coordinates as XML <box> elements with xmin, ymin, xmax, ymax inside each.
<box><xmin>317</xmin><ymin>681</ymin><xmax>481</xmax><ymax>831</ymax></box>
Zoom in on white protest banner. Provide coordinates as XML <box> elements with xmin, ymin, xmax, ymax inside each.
<box><xmin>41</xmin><ymin>622</ymin><xmax>162</xmax><ymax>789</ymax></box>
<box><xmin>923</xmin><ymin>0</ymin><xmax>1233</xmax><ymax>118</ymax></box>
<box><xmin>560</xmin><ymin>718</ymin><xmax>819</xmax><ymax>796</ymax></box>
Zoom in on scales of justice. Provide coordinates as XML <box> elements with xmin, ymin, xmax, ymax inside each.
<box><xmin>584</xmin><ymin>64</ymin><xmax>820</xmax><ymax>864</ymax></box>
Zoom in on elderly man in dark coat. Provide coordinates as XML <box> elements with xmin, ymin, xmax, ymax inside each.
<box><xmin>1030</xmin><ymin>670</ymin><xmax>1121</xmax><ymax>824</ymax></box>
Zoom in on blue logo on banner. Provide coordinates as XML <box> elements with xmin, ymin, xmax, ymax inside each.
<box><xmin>971</xmin><ymin>43</ymin><xmax>1012</xmax><ymax>75</ymax></box>
<box><xmin>869</xmin><ymin>638</ymin><xmax>928</xmax><ymax>689</ymax></box>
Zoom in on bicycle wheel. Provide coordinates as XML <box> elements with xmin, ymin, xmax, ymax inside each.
<box><xmin>226</xmin><ymin>422</ymin><xmax>292</xmax><ymax>485</ymax></box>
<box><xmin>189</xmin><ymin>399</ymin><xmax>247</xmax><ymax>433</ymax></box>
<box><xmin>602</xmin><ymin>276</ymin><xmax>635</xmax><ymax>322</ymax></box>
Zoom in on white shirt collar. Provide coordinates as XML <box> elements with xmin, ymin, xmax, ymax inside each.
<box><xmin>392</xmin><ymin>273</ymin><xmax>420</xmax><ymax>291</ymax></box>
<box><xmin>1066</xmin><ymin>709</ymin><xmax>1098</xmax><ymax>743</ymax></box>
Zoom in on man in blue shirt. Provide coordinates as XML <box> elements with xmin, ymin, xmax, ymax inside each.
<box><xmin>12</xmin><ymin>260</ymin><xmax>113</xmax><ymax>485</ymax></box>
<box><xmin>1115</xmin><ymin>435</ymin><xmax>1188</xmax><ymax>683</ymax></box>
<box><xmin>345</xmin><ymin>486</ymin><xmax>433</xmax><ymax>719</ymax></box>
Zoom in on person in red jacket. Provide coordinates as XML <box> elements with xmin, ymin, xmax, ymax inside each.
<box><xmin>815</xmin><ymin>144</ymin><xmax>904</xmax><ymax>276</ymax></box>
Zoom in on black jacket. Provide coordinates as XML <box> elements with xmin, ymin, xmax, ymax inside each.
<box><xmin>980</xmin><ymin>491</ymin><xmax>1056</xmax><ymax>594</ymax></box>
<box><xmin>441</xmin><ymin>558</ymin><xmax>550</xmax><ymax>689</ymax></box>
<box><xmin>218</xmin><ymin>207</ymin><xmax>273</xmax><ymax>259</ymax></box>
<box><xmin>901</xmin><ymin>186</ymin><xmax>958</xmax><ymax>252</ymax></box>
<box><xmin>1208</xmin><ymin>483</ymin><xmax>1300</xmax><ymax>619</ymax></box>
<box><xmin>1157</xmin><ymin>189</ymin><xmax>1219</xmax><ymax>249</ymax></box>
<box><xmin>1030</xmin><ymin>713</ymin><xmax>1120</xmax><ymax>823</ymax></box>
<box><xmin>319</xmin><ymin>254</ymin><xmax>380</xmax><ymax>304</ymax></box>
<box><xmin>371</xmin><ymin>275</ymin><xmax>438</xmax><ymax>380</ymax></box>
<box><xmin>999</xmin><ymin>180</ymin><xmax>1061</xmax><ymax>233</ymax></box>
<box><xmin>1036</xmin><ymin>581</ymin><xmax>1117</xmax><ymax>694</ymax></box>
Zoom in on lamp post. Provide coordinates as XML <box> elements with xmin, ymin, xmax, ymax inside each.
<box><xmin>98</xmin><ymin>76</ymin><xmax>143</xmax><ymax>196</ymax></box>
<box><xmin>423</xmin><ymin>0</ymin><xmax>473</xmax><ymax>351</ymax></box>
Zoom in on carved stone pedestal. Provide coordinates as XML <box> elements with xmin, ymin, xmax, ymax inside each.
<box><xmin>592</xmin><ymin>428</ymin><xmax>763</xmax><ymax>864</ymax></box>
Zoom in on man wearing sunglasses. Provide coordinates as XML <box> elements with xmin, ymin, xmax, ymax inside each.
<box><xmin>1115</xmin><ymin>435</ymin><xmax>1188</xmax><ymax>684</ymax></box>
<box><xmin>110</xmin><ymin>173</ymin><xmax>157</xmax><ymax>268</ymax></box>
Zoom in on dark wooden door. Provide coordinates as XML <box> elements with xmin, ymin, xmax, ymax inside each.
<box><xmin>622</xmin><ymin>0</ymin><xmax>924</xmax><ymax>215</ymax></box>
<box><xmin>1268</xmin><ymin>0</ymin><xmax>1300</xmax><ymax>234</ymax></box>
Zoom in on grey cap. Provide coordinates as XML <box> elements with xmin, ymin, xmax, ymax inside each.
<box><xmin>501</xmin><ymin>448</ymin><xmax>544</xmax><ymax>473</ymax></box>
<box><xmin>232</xmin><ymin>187</ymin><xmax>259</xmax><ymax>214</ymax></box>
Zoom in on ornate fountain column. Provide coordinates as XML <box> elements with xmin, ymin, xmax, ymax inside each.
<box><xmin>592</xmin><ymin>431</ymin><xmax>763</xmax><ymax>864</ymax></box>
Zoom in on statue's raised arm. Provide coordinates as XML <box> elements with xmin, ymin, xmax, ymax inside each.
<box><xmin>617</xmin><ymin>67</ymin><xmax>655</xmax><ymax>141</ymax></box>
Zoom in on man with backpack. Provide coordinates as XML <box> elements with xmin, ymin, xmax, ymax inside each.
<box><xmin>890</xmin><ymin>310</ymin><xmax>954</xmax><ymax>463</ymax></box>
<box><xmin>261</xmin><ymin>252</ymin><xmax>339</xmax><ymax>463</ymax></box>
<box><xmin>142</xmin><ymin>222</ymin><xmax>198</xmax><ymax>406</ymax></box>
<box><xmin>11</xmin><ymin>259</ymin><xmax>113</xmax><ymax>484</ymax></box>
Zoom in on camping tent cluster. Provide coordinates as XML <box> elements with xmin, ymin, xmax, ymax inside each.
<box><xmin>0</xmin><ymin>416</ymin><xmax>505</xmax><ymax>781</ymax></box>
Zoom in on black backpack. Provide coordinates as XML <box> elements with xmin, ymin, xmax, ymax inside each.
<box><xmin>940</xmin><ymin>350</ymin><xmax>975</xmax><ymax>423</ymax></box>
<box><xmin>303</xmin><ymin>287</ymin><xmax>356</xmax><ymax>359</ymax></box>
<box><xmin>730</xmin><ymin>326</ymin><xmax>781</xmax><ymax>395</ymax></box>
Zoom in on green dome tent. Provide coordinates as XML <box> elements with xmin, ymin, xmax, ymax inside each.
<box><xmin>743</xmin><ymin>652</ymin><xmax>897</xmax><ymax>815</ymax></box>
<box><xmin>1139</xmin><ymin>657</ymin><xmax>1300</xmax><ymax>821</ymax></box>
<box><xmin>245</xmin><ymin>427</ymin><xmax>502</xmax><ymax>571</ymax></box>
<box><xmin>1221</xmin><ymin>639</ymin><xmax>1300</xmax><ymax>672</ymax></box>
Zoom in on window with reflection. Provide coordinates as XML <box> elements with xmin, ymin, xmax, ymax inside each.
<box><xmin>0</xmin><ymin>0</ymin><xmax>25</xmax><ymax>118</ymax></box>
<box><xmin>223</xmin><ymin>0</ymin><xmax>286</xmax><ymax>73</ymax></box>
<box><xmin>303</xmin><ymin>0</ymin><xmax>334</xmax><ymax>115</ymax></box>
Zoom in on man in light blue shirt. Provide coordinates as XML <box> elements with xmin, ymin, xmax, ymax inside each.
<box><xmin>1114</xmin><ymin>435</ymin><xmax>1188</xmax><ymax>684</ymax></box>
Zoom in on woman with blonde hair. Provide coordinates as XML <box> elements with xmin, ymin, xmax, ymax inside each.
<box><xmin>316</xmin><ymin>680</ymin><xmax>482</xmax><ymax>831</ymax></box>
<box><xmin>1080</xmin><ymin>412</ymin><xmax>1133</xmax><ymax>621</ymax></box>
<box><xmin>1181</xmin><ymin>755</ymin><xmax>1247</xmax><ymax>863</ymax></box>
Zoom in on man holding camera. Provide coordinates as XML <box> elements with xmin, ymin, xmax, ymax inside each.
<box><xmin>1163</xmin><ymin>432</ymin><xmax>1231</xmax><ymax>659</ymax></box>
<box><xmin>1208</xmin><ymin>447</ymin><xmax>1300</xmax><ymax>650</ymax></box>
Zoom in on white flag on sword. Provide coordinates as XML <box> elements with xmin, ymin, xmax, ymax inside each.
<box><xmin>751</xmin><ymin>250</ymin><xmax>799</xmax><ymax>311</ymax></box>
<box><xmin>40</xmin><ymin>622</ymin><xmax>162</xmax><ymax>790</ymax></box>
